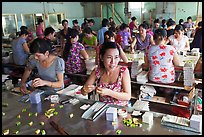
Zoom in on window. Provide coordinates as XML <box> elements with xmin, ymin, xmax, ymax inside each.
<box><xmin>2</xmin><ymin>14</ymin><xmax>18</xmax><ymax>36</ymax></box>
<box><xmin>21</xmin><ymin>14</ymin><xmax>35</xmax><ymax>32</ymax></box>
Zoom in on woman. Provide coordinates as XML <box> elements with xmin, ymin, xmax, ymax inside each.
<box><xmin>96</xmin><ymin>30</ymin><xmax>128</xmax><ymax>65</ymax></box>
<box><xmin>82</xmin><ymin>27</ymin><xmax>97</xmax><ymax>50</ymax></box>
<box><xmin>129</xmin><ymin>16</ymin><xmax>138</xmax><ymax>36</ymax></box>
<box><xmin>81</xmin><ymin>42</ymin><xmax>131</xmax><ymax>106</ymax></box>
<box><xmin>117</xmin><ymin>23</ymin><xmax>135</xmax><ymax>51</ymax></box>
<box><xmin>131</xmin><ymin>23</ymin><xmax>154</xmax><ymax>53</ymax></box>
<box><xmin>168</xmin><ymin>25</ymin><xmax>190</xmax><ymax>52</ymax></box>
<box><xmin>62</xmin><ymin>29</ymin><xmax>89</xmax><ymax>74</ymax></box>
<box><xmin>36</xmin><ymin>18</ymin><xmax>45</xmax><ymax>39</ymax></box>
<box><xmin>11</xmin><ymin>30</ymin><xmax>30</xmax><ymax>66</ymax></box>
<box><xmin>143</xmin><ymin>29</ymin><xmax>180</xmax><ymax>84</ymax></box>
<box><xmin>20</xmin><ymin>38</ymin><xmax>65</xmax><ymax>94</ymax></box>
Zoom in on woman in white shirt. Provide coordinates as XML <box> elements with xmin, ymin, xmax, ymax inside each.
<box><xmin>168</xmin><ymin>25</ymin><xmax>190</xmax><ymax>52</ymax></box>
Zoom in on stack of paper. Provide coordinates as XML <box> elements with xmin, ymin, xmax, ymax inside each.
<box><xmin>183</xmin><ymin>62</ymin><xmax>195</xmax><ymax>86</ymax></box>
<box><xmin>57</xmin><ymin>84</ymin><xmax>83</xmax><ymax>96</ymax></box>
<box><xmin>131</xmin><ymin>60</ymin><xmax>143</xmax><ymax>79</ymax></box>
<box><xmin>136</xmin><ymin>71</ymin><xmax>148</xmax><ymax>84</ymax></box>
<box><xmin>132</xmin><ymin>100</ymin><xmax>149</xmax><ymax>111</ymax></box>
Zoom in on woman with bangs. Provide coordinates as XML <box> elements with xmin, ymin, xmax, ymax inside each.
<box><xmin>81</xmin><ymin>42</ymin><xmax>131</xmax><ymax>106</ymax></box>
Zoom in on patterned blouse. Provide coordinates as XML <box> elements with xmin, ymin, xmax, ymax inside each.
<box><xmin>65</xmin><ymin>42</ymin><xmax>86</xmax><ymax>74</ymax></box>
<box><xmin>135</xmin><ymin>33</ymin><xmax>151</xmax><ymax>51</ymax></box>
<box><xmin>95</xmin><ymin>66</ymin><xmax>128</xmax><ymax>106</ymax></box>
<box><xmin>145</xmin><ymin>44</ymin><xmax>176</xmax><ymax>84</ymax></box>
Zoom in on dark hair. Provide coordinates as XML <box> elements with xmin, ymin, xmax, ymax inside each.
<box><xmin>62</xmin><ymin>29</ymin><xmax>79</xmax><ymax>62</ymax></box>
<box><xmin>99</xmin><ymin>42</ymin><xmax>120</xmax><ymax>68</ymax></box>
<box><xmin>84</xmin><ymin>18</ymin><xmax>88</xmax><ymax>22</ymax></box>
<box><xmin>174</xmin><ymin>25</ymin><xmax>184</xmax><ymax>32</ymax></box>
<box><xmin>72</xmin><ymin>19</ymin><xmax>78</xmax><ymax>25</ymax></box>
<box><xmin>162</xmin><ymin>19</ymin><xmax>166</xmax><ymax>24</ymax></box>
<box><xmin>167</xmin><ymin>19</ymin><xmax>175</xmax><ymax>27</ymax></box>
<box><xmin>29</xmin><ymin>38</ymin><xmax>52</xmax><ymax>54</ymax></box>
<box><xmin>187</xmin><ymin>16</ymin><xmax>192</xmax><ymax>20</ymax></box>
<box><xmin>143</xmin><ymin>22</ymin><xmax>150</xmax><ymax>29</ymax></box>
<box><xmin>88</xmin><ymin>19</ymin><xmax>95</xmax><ymax>24</ymax></box>
<box><xmin>138</xmin><ymin>23</ymin><xmax>147</xmax><ymax>30</ymax></box>
<box><xmin>19</xmin><ymin>30</ymin><xmax>29</xmax><ymax>36</ymax></box>
<box><xmin>109</xmin><ymin>17</ymin><xmax>113</xmax><ymax>20</ymax></box>
<box><xmin>179</xmin><ymin>19</ymin><xmax>184</xmax><ymax>25</ymax></box>
<box><xmin>83</xmin><ymin>27</ymin><xmax>92</xmax><ymax>34</ymax></box>
<box><xmin>102</xmin><ymin>18</ymin><xmax>109</xmax><ymax>27</ymax></box>
<box><xmin>198</xmin><ymin>21</ymin><xmax>202</xmax><ymax>27</ymax></box>
<box><xmin>37</xmin><ymin>18</ymin><xmax>44</xmax><ymax>25</ymax></box>
<box><xmin>104</xmin><ymin>30</ymin><xmax>114</xmax><ymax>43</ymax></box>
<box><xmin>154</xmin><ymin>18</ymin><xmax>159</xmax><ymax>24</ymax></box>
<box><xmin>44</xmin><ymin>27</ymin><xmax>55</xmax><ymax>36</ymax></box>
<box><xmin>131</xmin><ymin>16</ymin><xmax>137</xmax><ymax>21</ymax></box>
<box><xmin>119</xmin><ymin>23</ymin><xmax>128</xmax><ymax>31</ymax></box>
<box><xmin>153</xmin><ymin>28</ymin><xmax>167</xmax><ymax>43</ymax></box>
<box><xmin>108</xmin><ymin>26</ymin><xmax>116</xmax><ymax>32</ymax></box>
<box><xmin>62</xmin><ymin>19</ymin><xmax>68</xmax><ymax>25</ymax></box>
<box><xmin>20</xmin><ymin>26</ymin><xmax>28</xmax><ymax>31</ymax></box>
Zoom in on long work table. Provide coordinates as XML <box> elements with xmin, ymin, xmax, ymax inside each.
<box><xmin>2</xmin><ymin>90</ymin><xmax>201</xmax><ymax>135</ymax></box>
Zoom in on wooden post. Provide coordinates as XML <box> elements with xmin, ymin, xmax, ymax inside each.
<box><xmin>100</xmin><ymin>4</ymin><xmax>103</xmax><ymax>22</ymax></box>
<box><xmin>112</xmin><ymin>3</ymin><xmax>114</xmax><ymax>19</ymax></box>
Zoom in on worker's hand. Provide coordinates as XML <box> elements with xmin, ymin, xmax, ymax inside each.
<box><xmin>32</xmin><ymin>78</ymin><xmax>46</xmax><ymax>87</ymax></box>
<box><xmin>20</xmin><ymin>83</ymin><xmax>28</xmax><ymax>95</ymax></box>
<box><xmin>82</xmin><ymin>85</ymin><xmax>96</xmax><ymax>95</ymax></box>
<box><xmin>96</xmin><ymin>87</ymin><xmax>110</xmax><ymax>97</ymax></box>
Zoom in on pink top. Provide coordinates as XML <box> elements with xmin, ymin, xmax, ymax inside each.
<box><xmin>95</xmin><ymin>66</ymin><xmax>128</xmax><ymax>106</ymax></box>
<box><xmin>36</xmin><ymin>25</ymin><xmax>44</xmax><ymax>39</ymax></box>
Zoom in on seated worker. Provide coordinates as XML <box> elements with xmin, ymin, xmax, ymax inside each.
<box><xmin>96</xmin><ymin>30</ymin><xmax>128</xmax><ymax>65</ymax></box>
<box><xmin>168</xmin><ymin>25</ymin><xmax>190</xmax><ymax>52</ymax></box>
<box><xmin>43</xmin><ymin>26</ymin><xmax>56</xmax><ymax>45</ymax></box>
<box><xmin>20</xmin><ymin>38</ymin><xmax>65</xmax><ymax>95</ymax></box>
<box><xmin>117</xmin><ymin>23</ymin><xmax>135</xmax><ymax>52</ymax></box>
<box><xmin>97</xmin><ymin>18</ymin><xmax>109</xmax><ymax>45</ymax></box>
<box><xmin>72</xmin><ymin>19</ymin><xmax>82</xmax><ymax>34</ymax></box>
<box><xmin>59</xmin><ymin>19</ymin><xmax>72</xmax><ymax>51</ymax></box>
<box><xmin>142</xmin><ymin>28</ymin><xmax>180</xmax><ymax>84</ymax></box>
<box><xmin>17</xmin><ymin>26</ymin><xmax>34</xmax><ymax>44</ymax></box>
<box><xmin>82</xmin><ymin>27</ymin><xmax>98</xmax><ymax>50</ymax></box>
<box><xmin>131</xmin><ymin>23</ymin><xmax>154</xmax><ymax>53</ymax></box>
<box><xmin>62</xmin><ymin>29</ymin><xmax>89</xmax><ymax>74</ymax></box>
<box><xmin>81</xmin><ymin>42</ymin><xmax>131</xmax><ymax>106</ymax></box>
<box><xmin>11</xmin><ymin>29</ymin><xmax>30</xmax><ymax>66</ymax></box>
<box><xmin>190</xmin><ymin>26</ymin><xmax>202</xmax><ymax>52</ymax></box>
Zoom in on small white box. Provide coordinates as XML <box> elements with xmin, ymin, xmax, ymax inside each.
<box><xmin>142</xmin><ymin>112</ymin><xmax>153</xmax><ymax>125</ymax></box>
<box><xmin>106</xmin><ymin>107</ymin><xmax>118</xmax><ymax>121</ymax></box>
<box><xmin>190</xmin><ymin>114</ymin><xmax>202</xmax><ymax>132</ymax></box>
<box><xmin>50</xmin><ymin>95</ymin><xmax>59</xmax><ymax>103</ymax></box>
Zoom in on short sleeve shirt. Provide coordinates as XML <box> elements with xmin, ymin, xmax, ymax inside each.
<box><xmin>135</xmin><ymin>33</ymin><xmax>151</xmax><ymax>51</ymax></box>
<box><xmin>168</xmin><ymin>35</ymin><xmax>189</xmax><ymax>51</ymax></box>
<box><xmin>27</xmin><ymin>56</ymin><xmax>65</xmax><ymax>91</ymax></box>
<box><xmin>65</xmin><ymin>42</ymin><xmax>86</xmax><ymax>74</ymax></box>
<box><xmin>83</xmin><ymin>35</ymin><xmax>97</xmax><ymax>46</ymax></box>
<box><xmin>118</xmin><ymin>31</ymin><xmax>131</xmax><ymax>49</ymax></box>
<box><xmin>11</xmin><ymin>37</ymin><xmax>29</xmax><ymax>65</ymax></box>
<box><xmin>145</xmin><ymin>44</ymin><xmax>176</xmax><ymax>84</ymax></box>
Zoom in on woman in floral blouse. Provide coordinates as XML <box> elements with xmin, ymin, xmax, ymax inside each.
<box><xmin>81</xmin><ymin>42</ymin><xmax>131</xmax><ymax>106</ymax></box>
<box><xmin>62</xmin><ymin>29</ymin><xmax>89</xmax><ymax>74</ymax></box>
<box><xmin>143</xmin><ymin>28</ymin><xmax>180</xmax><ymax>84</ymax></box>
